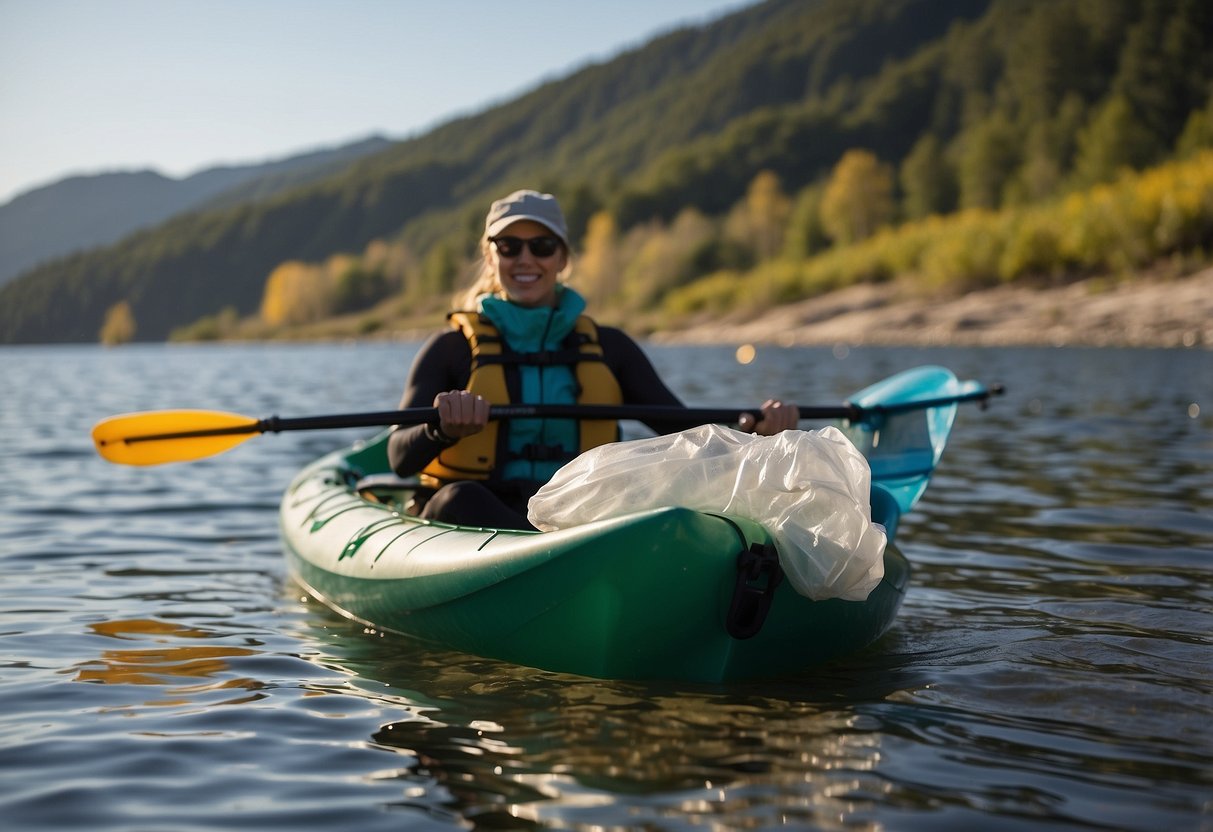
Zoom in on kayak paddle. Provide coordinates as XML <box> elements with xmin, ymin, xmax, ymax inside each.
<box><xmin>840</xmin><ymin>365</ymin><xmax>990</xmax><ymax>523</ymax></box>
<box><xmin>92</xmin><ymin>384</ymin><xmax>1001</xmax><ymax>466</ymax></box>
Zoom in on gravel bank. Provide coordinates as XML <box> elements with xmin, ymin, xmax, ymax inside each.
<box><xmin>651</xmin><ymin>267</ymin><xmax>1213</xmax><ymax>349</ymax></box>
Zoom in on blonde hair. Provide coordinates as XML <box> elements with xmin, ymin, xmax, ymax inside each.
<box><xmin>452</xmin><ymin>236</ymin><xmax>573</xmax><ymax>311</ymax></box>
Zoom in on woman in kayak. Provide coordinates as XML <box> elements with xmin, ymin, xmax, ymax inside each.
<box><xmin>387</xmin><ymin>189</ymin><xmax>798</xmax><ymax>529</ymax></box>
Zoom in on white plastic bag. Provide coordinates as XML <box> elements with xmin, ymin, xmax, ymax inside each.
<box><xmin>527</xmin><ymin>424</ymin><xmax>886</xmax><ymax>601</ymax></box>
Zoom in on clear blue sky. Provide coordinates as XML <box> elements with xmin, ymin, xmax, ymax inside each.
<box><xmin>0</xmin><ymin>0</ymin><xmax>753</xmax><ymax>205</ymax></box>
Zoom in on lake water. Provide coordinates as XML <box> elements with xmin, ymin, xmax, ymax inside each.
<box><xmin>1</xmin><ymin>342</ymin><xmax>1209</xmax><ymax>830</ymax></box>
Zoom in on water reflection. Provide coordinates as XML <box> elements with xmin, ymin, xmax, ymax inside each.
<box><xmin>364</xmin><ymin>691</ymin><xmax>888</xmax><ymax>829</ymax></box>
<box><xmin>289</xmin><ymin>596</ymin><xmax>913</xmax><ymax>830</ymax></box>
<box><xmin>70</xmin><ymin>618</ymin><xmax>267</xmax><ymax>708</ymax></box>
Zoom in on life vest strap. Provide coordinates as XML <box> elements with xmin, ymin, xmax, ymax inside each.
<box><xmin>474</xmin><ymin>349</ymin><xmax>607</xmax><ymax>368</ymax></box>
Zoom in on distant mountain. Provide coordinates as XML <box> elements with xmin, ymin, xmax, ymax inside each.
<box><xmin>0</xmin><ymin>135</ymin><xmax>394</xmax><ymax>287</ymax></box>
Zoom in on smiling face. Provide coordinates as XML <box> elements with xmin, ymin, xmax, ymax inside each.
<box><xmin>488</xmin><ymin>219</ymin><xmax>568</xmax><ymax>308</ymax></box>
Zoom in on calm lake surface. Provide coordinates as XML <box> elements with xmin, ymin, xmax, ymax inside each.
<box><xmin>1</xmin><ymin>342</ymin><xmax>1210</xmax><ymax>831</ymax></box>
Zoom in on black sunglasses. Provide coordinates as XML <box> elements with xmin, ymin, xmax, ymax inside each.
<box><xmin>490</xmin><ymin>235</ymin><xmax>563</xmax><ymax>258</ymax></box>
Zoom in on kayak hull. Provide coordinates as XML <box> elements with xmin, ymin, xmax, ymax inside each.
<box><xmin>280</xmin><ymin>433</ymin><xmax>909</xmax><ymax>682</ymax></box>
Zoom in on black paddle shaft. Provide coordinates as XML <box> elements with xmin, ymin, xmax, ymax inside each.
<box><xmin>260</xmin><ymin>403</ymin><xmax>853</xmax><ymax>434</ymax></box>
<box><xmin>260</xmin><ymin>386</ymin><xmax>1002</xmax><ymax>435</ymax></box>
<box><xmin>124</xmin><ymin>386</ymin><xmax>1002</xmax><ymax>445</ymax></box>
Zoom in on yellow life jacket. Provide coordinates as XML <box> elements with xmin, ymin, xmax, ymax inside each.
<box><xmin>419</xmin><ymin>311</ymin><xmax>623</xmax><ymax>488</ymax></box>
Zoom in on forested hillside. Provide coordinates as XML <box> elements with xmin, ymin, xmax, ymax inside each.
<box><xmin>3</xmin><ymin>0</ymin><xmax>1211</xmax><ymax>344</ymax></box>
<box><xmin>0</xmin><ymin>135</ymin><xmax>392</xmax><ymax>289</ymax></box>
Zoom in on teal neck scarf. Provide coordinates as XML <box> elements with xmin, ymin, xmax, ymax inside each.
<box><xmin>477</xmin><ymin>287</ymin><xmax>588</xmax><ymax>482</ymax></box>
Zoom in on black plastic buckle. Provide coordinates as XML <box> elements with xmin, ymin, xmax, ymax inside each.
<box><xmin>726</xmin><ymin>542</ymin><xmax>784</xmax><ymax>639</ymax></box>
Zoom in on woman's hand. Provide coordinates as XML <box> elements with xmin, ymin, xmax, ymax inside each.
<box><xmin>434</xmin><ymin>390</ymin><xmax>490</xmax><ymax>438</ymax></box>
<box><xmin>739</xmin><ymin>399</ymin><xmax>800</xmax><ymax>435</ymax></box>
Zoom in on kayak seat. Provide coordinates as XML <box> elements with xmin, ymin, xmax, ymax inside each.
<box><xmin>355</xmin><ymin>473</ymin><xmax>422</xmax><ymax>512</ymax></box>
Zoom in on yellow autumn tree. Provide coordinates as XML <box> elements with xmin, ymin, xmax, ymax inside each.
<box><xmin>621</xmin><ymin>208</ymin><xmax>717</xmax><ymax>308</ymax></box>
<box><xmin>99</xmin><ymin>300</ymin><xmax>136</xmax><ymax>345</ymax></box>
<box><xmin>323</xmin><ymin>253</ymin><xmax>358</xmax><ymax>284</ymax></box>
<box><xmin>820</xmin><ymin>149</ymin><xmax>895</xmax><ymax>246</ymax></box>
<box><xmin>619</xmin><ymin>221</ymin><xmax>672</xmax><ymax>308</ymax></box>
<box><xmin>576</xmin><ymin>211</ymin><xmax>621</xmax><ymax>307</ymax></box>
<box><xmin>260</xmin><ymin>261</ymin><xmax>329</xmax><ymax>326</ymax></box>
<box><xmin>725</xmin><ymin>170</ymin><xmax>791</xmax><ymax>262</ymax></box>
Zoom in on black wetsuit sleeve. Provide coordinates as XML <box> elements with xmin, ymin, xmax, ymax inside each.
<box><xmin>386</xmin><ymin>331</ymin><xmax>472</xmax><ymax>477</ymax></box>
<box><xmin>597</xmin><ymin>327</ymin><xmax>703</xmax><ymax>434</ymax></box>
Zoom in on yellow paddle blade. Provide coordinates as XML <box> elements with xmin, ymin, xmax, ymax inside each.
<box><xmin>91</xmin><ymin>409</ymin><xmax>262</xmax><ymax>466</ymax></box>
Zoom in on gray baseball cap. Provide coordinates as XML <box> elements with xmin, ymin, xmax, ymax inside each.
<box><xmin>484</xmin><ymin>190</ymin><xmax>570</xmax><ymax>248</ymax></box>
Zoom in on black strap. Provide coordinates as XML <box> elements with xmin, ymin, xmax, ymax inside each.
<box><xmin>515</xmin><ymin>442</ymin><xmax>576</xmax><ymax>463</ymax></box>
<box><xmin>726</xmin><ymin>541</ymin><xmax>784</xmax><ymax>640</ymax></box>
<box><xmin>474</xmin><ymin>349</ymin><xmax>603</xmax><ymax>368</ymax></box>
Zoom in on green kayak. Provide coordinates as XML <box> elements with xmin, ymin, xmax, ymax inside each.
<box><xmin>280</xmin><ymin>366</ymin><xmax>988</xmax><ymax>682</ymax></box>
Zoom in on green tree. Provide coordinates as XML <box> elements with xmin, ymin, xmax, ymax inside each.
<box><xmin>1001</xmin><ymin>3</ymin><xmax>1092</xmax><ymax>127</ymax></box>
<box><xmin>939</xmin><ymin>14</ymin><xmax>1000</xmax><ymax>131</ymax></box>
<box><xmin>1111</xmin><ymin>0</ymin><xmax>1213</xmax><ymax>158</ymax></box>
<box><xmin>783</xmin><ymin>183</ymin><xmax>829</xmax><ymax>260</ymax></box>
<box><xmin>169</xmin><ymin>307</ymin><xmax>240</xmax><ymax>342</ymax></box>
<box><xmin>330</xmin><ymin>263</ymin><xmax>391</xmax><ymax>314</ymax></box>
<box><xmin>1176</xmin><ymin>95</ymin><xmax>1213</xmax><ymax>157</ymax></box>
<box><xmin>957</xmin><ymin>113</ymin><xmax>1020</xmax><ymax>209</ymax></box>
<box><xmin>1070</xmin><ymin>94</ymin><xmax>1158</xmax><ymax>189</ymax></box>
<box><xmin>900</xmin><ymin>134</ymin><xmax>956</xmax><ymax>219</ymax></box>
<box><xmin>1005</xmin><ymin>128</ymin><xmax>1062</xmax><ymax>206</ymax></box>
<box><xmin>420</xmin><ymin>241</ymin><xmax>463</xmax><ymax>302</ymax></box>
<box><xmin>1005</xmin><ymin>94</ymin><xmax>1087</xmax><ymax>206</ymax></box>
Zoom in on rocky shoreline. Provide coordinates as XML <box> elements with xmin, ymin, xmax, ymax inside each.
<box><xmin>649</xmin><ymin>267</ymin><xmax>1213</xmax><ymax>350</ymax></box>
